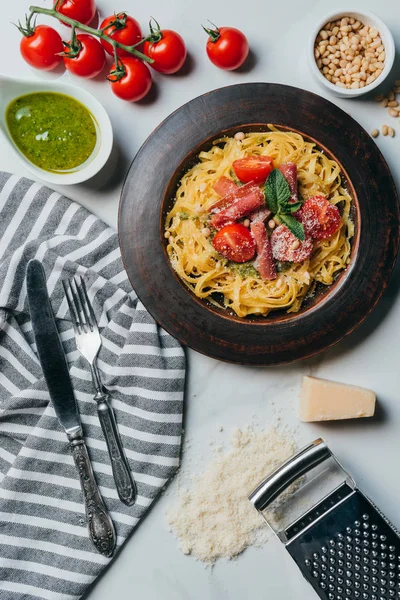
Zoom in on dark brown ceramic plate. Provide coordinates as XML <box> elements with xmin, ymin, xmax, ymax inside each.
<box><xmin>119</xmin><ymin>83</ymin><xmax>400</xmax><ymax>365</ymax></box>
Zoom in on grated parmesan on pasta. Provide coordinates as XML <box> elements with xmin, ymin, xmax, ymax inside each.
<box><xmin>166</xmin><ymin>427</ymin><xmax>296</xmax><ymax>563</ymax></box>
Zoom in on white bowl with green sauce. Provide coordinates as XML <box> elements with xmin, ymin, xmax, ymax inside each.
<box><xmin>0</xmin><ymin>76</ymin><xmax>113</xmax><ymax>185</ymax></box>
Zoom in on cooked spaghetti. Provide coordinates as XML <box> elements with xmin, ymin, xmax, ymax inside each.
<box><xmin>165</xmin><ymin>127</ymin><xmax>354</xmax><ymax>318</ymax></box>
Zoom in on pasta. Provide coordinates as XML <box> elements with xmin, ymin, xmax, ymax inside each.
<box><xmin>165</xmin><ymin>127</ymin><xmax>354</xmax><ymax>318</ymax></box>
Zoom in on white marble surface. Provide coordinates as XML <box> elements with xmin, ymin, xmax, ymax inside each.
<box><xmin>1</xmin><ymin>0</ymin><xmax>400</xmax><ymax>598</ymax></box>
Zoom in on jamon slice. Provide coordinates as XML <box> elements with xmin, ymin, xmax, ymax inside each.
<box><xmin>279</xmin><ymin>162</ymin><xmax>298</xmax><ymax>203</ymax></box>
<box><xmin>251</xmin><ymin>222</ymin><xmax>276</xmax><ymax>280</ymax></box>
<box><xmin>210</xmin><ymin>181</ymin><xmax>255</xmax><ymax>213</ymax></box>
<box><xmin>212</xmin><ymin>176</ymin><xmax>238</xmax><ymax>198</ymax></box>
<box><xmin>271</xmin><ymin>225</ymin><xmax>313</xmax><ymax>263</ymax></box>
<box><xmin>249</xmin><ymin>206</ymin><xmax>271</xmax><ymax>224</ymax></box>
<box><xmin>210</xmin><ymin>185</ymin><xmax>265</xmax><ymax>230</ymax></box>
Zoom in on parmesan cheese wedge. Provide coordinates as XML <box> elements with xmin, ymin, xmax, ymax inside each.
<box><xmin>300</xmin><ymin>376</ymin><xmax>376</xmax><ymax>422</ymax></box>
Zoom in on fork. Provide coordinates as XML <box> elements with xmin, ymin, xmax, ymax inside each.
<box><xmin>63</xmin><ymin>276</ymin><xmax>137</xmax><ymax>506</ymax></box>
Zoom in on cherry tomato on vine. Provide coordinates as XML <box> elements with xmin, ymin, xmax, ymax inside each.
<box><xmin>19</xmin><ymin>24</ymin><xmax>64</xmax><ymax>71</ymax></box>
<box><xmin>203</xmin><ymin>24</ymin><xmax>249</xmax><ymax>71</ymax></box>
<box><xmin>108</xmin><ymin>57</ymin><xmax>152</xmax><ymax>102</ymax></box>
<box><xmin>100</xmin><ymin>13</ymin><xmax>142</xmax><ymax>57</ymax></box>
<box><xmin>54</xmin><ymin>0</ymin><xmax>96</xmax><ymax>26</ymax></box>
<box><xmin>143</xmin><ymin>19</ymin><xmax>186</xmax><ymax>74</ymax></box>
<box><xmin>63</xmin><ymin>34</ymin><xmax>106</xmax><ymax>78</ymax></box>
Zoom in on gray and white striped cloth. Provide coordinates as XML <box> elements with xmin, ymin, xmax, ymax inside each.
<box><xmin>0</xmin><ymin>172</ymin><xmax>185</xmax><ymax>600</ymax></box>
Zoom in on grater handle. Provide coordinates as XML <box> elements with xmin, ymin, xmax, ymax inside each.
<box><xmin>249</xmin><ymin>439</ymin><xmax>331</xmax><ymax>512</ymax></box>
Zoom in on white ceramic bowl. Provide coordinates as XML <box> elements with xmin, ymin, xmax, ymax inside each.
<box><xmin>0</xmin><ymin>76</ymin><xmax>113</xmax><ymax>185</ymax></box>
<box><xmin>309</xmin><ymin>10</ymin><xmax>395</xmax><ymax>98</ymax></box>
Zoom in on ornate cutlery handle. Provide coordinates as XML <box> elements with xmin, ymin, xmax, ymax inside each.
<box><xmin>96</xmin><ymin>390</ymin><xmax>137</xmax><ymax>506</ymax></box>
<box><xmin>70</xmin><ymin>435</ymin><xmax>116</xmax><ymax>557</ymax></box>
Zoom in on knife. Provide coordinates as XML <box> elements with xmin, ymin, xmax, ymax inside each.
<box><xmin>26</xmin><ymin>259</ymin><xmax>116</xmax><ymax>558</ymax></box>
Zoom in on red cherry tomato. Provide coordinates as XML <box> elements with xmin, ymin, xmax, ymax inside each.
<box><xmin>296</xmin><ymin>196</ymin><xmax>341</xmax><ymax>240</ymax></box>
<box><xmin>204</xmin><ymin>25</ymin><xmax>249</xmax><ymax>71</ymax></box>
<box><xmin>270</xmin><ymin>225</ymin><xmax>314</xmax><ymax>263</ymax></box>
<box><xmin>100</xmin><ymin>13</ymin><xmax>142</xmax><ymax>57</ymax></box>
<box><xmin>232</xmin><ymin>156</ymin><xmax>274</xmax><ymax>184</ymax></box>
<box><xmin>54</xmin><ymin>0</ymin><xmax>96</xmax><ymax>26</ymax></box>
<box><xmin>63</xmin><ymin>34</ymin><xmax>106</xmax><ymax>78</ymax></box>
<box><xmin>213</xmin><ymin>223</ymin><xmax>256</xmax><ymax>263</ymax></box>
<box><xmin>20</xmin><ymin>25</ymin><xmax>64</xmax><ymax>71</ymax></box>
<box><xmin>143</xmin><ymin>21</ymin><xmax>186</xmax><ymax>74</ymax></box>
<box><xmin>108</xmin><ymin>57</ymin><xmax>152</xmax><ymax>102</ymax></box>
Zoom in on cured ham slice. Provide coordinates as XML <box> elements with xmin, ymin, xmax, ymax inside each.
<box><xmin>279</xmin><ymin>162</ymin><xmax>298</xmax><ymax>203</ymax></box>
<box><xmin>212</xmin><ymin>176</ymin><xmax>238</xmax><ymax>198</ymax></box>
<box><xmin>249</xmin><ymin>206</ymin><xmax>271</xmax><ymax>224</ymax></box>
<box><xmin>210</xmin><ymin>185</ymin><xmax>265</xmax><ymax>229</ymax></box>
<box><xmin>210</xmin><ymin>181</ymin><xmax>255</xmax><ymax>213</ymax></box>
<box><xmin>271</xmin><ymin>225</ymin><xmax>313</xmax><ymax>262</ymax></box>
<box><xmin>251</xmin><ymin>222</ymin><xmax>277</xmax><ymax>280</ymax></box>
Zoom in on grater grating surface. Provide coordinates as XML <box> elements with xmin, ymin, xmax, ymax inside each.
<box><xmin>249</xmin><ymin>439</ymin><xmax>400</xmax><ymax>600</ymax></box>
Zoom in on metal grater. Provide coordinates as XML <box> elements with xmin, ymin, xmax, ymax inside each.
<box><xmin>249</xmin><ymin>439</ymin><xmax>400</xmax><ymax>600</ymax></box>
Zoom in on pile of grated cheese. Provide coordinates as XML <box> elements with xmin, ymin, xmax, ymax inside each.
<box><xmin>166</xmin><ymin>427</ymin><xmax>296</xmax><ymax>563</ymax></box>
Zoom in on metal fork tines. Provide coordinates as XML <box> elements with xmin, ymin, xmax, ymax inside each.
<box><xmin>63</xmin><ymin>276</ymin><xmax>137</xmax><ymax>506</ymax></box>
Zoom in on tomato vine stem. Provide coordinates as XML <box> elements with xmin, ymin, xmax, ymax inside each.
<box><xmin>28</xmin><ymin>5</ymin><xmax>153</xmax><ymax>63</ymax></box>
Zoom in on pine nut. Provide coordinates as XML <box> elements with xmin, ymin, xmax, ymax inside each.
<box><xmin>164</xmin><ymin>231</ymin><xmax>171</xmax><ymax>238</ymax></box>
<box><xmin>199</xmin><ymin>182</ymin><xmax>207</xmax><ymax>192</ymax></box>
<box><xmin>371</xmin><ymin>129</ymin><xmax>379</xmax><ymax>138</ymax></box>
<box><xmin>201</xmin><ymin>227</ymin><xmax>211</xmax><ymax>238</ymax></box>
<box><xmin>388</xmin><ymin>127</ymin><xmax>395</xmax><ymax>137</ymax></box>
<box><xmin>291</xmin><ymin>240</ymin><xmax>300</xmax><ymax>250</ymax></box>
<box><xmin>320</xmin><ymin>30</ymin><xmax>328</xmax><ymax>40</ymax></box>
<box><xmin>234</xmin><ymin>131</ymin><xmax>245</xmax><ymax>141</ymax></box>
<box><xmin>375</xmin><ymin>94</ymin><xmax>384</xmax><ymax>101</ymax></box>
<box><xmin>381</xmin><ymin>98</ymin><xmax>389</xmax><ymax>107</ymax></box>
<box><xmin>268</xmin><ymin>219</ymin><xmax>276</xmax><ymax>229</ymax></box>
<box><xmin>388</xmin><ymin>91</ymin><xmax>395</xmax><ymax>101</ymax></box>
<box><xmin>388</xmin><ymin>108</ymin><xmax>399</xmax><ymax>117</ymax></box>
<box><xmin>394</xmin><ymin>86</ymin><xmax>400</xmax><ymax>93</ymax></box>
<box><xmin>243</xmin><ymin>219</ymin><xmax>250</xmax><ymax>228</ymax></box>
<box><xmin>382</xmin><ymin>125</ymin><xmax>389</xmax><ymax>136</ymax></box>
<box><xmin>388</xmin><ymin>101</ymin><xmax>399</xmax><ymax>107</ymax></box>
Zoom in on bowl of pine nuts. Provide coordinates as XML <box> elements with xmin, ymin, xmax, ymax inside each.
<box><xmin>310</xmin><ymin>10</ymin><xmax>395</xmax><ymax>97</ymax></box>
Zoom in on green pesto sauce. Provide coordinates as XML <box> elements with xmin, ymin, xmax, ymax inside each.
<box><xmin>6</xmin><ymin>92</ymin><xmax>97</xmax><ymax>173</ymax></box>
<box><xmin>229</xmin><ymin>261</ymin><xmax>259</xmax><ymax>278</ymax></box>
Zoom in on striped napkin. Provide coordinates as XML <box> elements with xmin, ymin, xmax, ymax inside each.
<box><xmin>0</xmin><ymin>173</ymin><xmax>186</xmax><ymax>600</ymax></box>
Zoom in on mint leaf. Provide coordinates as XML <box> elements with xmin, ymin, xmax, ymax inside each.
<box><xmin>280</xmin><ymin>214</ymin><xmax>305</xmax><ymax>241</ymax></box>
<box><xmin>265</xmin><ymin>169</ymin><xmax>291</xmax><ymax>213</ymax></box>
<box><xmin>287</xmin><ymin>201</ymin><xmax>303</xmax><ymax>214</ymax></box>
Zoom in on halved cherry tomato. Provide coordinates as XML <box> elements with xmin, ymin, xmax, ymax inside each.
<box><xmin>296</xmin><ymin>196</ymin><xmax>341</xmax><ymax>240</ymax></box>
<box><xmin>63</xmin><ymin>34</ymin><xmax>106</xmax><ymax>78</ymax></box>
<box><xmin>233</xmin><ymin>156</ymin><xmax>274</xmax><ymax>184</ymax></box>
<box><xmin>100</xmin><ymin>13</ymin><xmax>142</xmax><ymax>57</ymax></box>
<box><xmin>204</xmin><ymin>25</ymin><xmax>249</xmax><ymax>71</ymax></box>
<box><xmin>143</xmin><ymin>20</ymin><xmax>186</xmax><ymax>74</ymax></box>
<box><xmin>271</xmin><ymin>225</ymin><xmax>314</xmax><ymax>263</ymax></box>
<box><xmin>54</xmin><ymin>0</ymin><xmax>96</xmax><ymax>26</ymax></box>
<box><xmin>213</xmin><ymin>223</ymin><xmax>256</xmax><ymax>263</ymax></box>
<box><xmin>108</xmin><ymin>57</ymin><xmax>152</xmax><ymax>102</ymax></box>
<box><xmin>20</xmin><ymin>25</ymin><xmax>63</xmax><ymax>71</ymax></box>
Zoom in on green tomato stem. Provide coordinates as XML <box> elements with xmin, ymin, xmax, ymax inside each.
<box><xmin>28</xmin><ymin>5</ymin><xmax>153</xmax><ymax>63</ymax></box>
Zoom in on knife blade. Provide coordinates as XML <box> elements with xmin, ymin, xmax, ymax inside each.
<box><xmin>26</xmin><ymin>259</ymin><xmax>116</xmax><ymax>558</ymax></box>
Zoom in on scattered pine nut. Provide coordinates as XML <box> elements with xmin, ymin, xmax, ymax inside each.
<box><xmin>291</xmin><ymin>240</ymin><xmax>300</xmax><ymax>250</ymax></box>
<box><xmin>234</xmin><ymin>131</ymin><xmax>245</xmax><ymax>141</ymax></box>
<box><xmin>371</xmin><ymin>129</ymin><xmax>379</xmax><ymax>138</ymax></box>
<box><xmin>382</xmin><ymin>124</ymin><xmax>389</xmax><ymax>136</ymax></box>
<box><xmin>164</xmin><ymin>231</ymin><xmax>171</xmax><ymax>239</ymax></box>
<box><xmin>388</xmin><ymin>127</ymin><xmax>395</xmax><ymax>137</ymax></box>
<box><xmin>268</xmin><ymin>219</ymin><xmax>276</xmax><ymax>229</ymax></box>
<box><xmin>388</xmin><ymin>100</ymin><xmax>399</xmax><ymax>107</ymax></box>
<box><xmin>276</xmin><ymin>278</ymin><xmax>283</xmax><ymax>289</ymax></box>
<box><xmin>375</xmin><ymin>94</ymin><xmax>384</xmax><ymax>101</ymax></box>
<box><xmin>243</xmin><ymin>219</ymin><xmax>250</xmax><ymax>228</ymax></box>
<box><xmin>381</xmin><ymin>98</ymin><xmax>389</xmax><ymax>107</ymax></box>
<box><xmin>388</xmin><ymin>108</ymin><xmax>398</xmax><ymax>117</ymax></box>
<box><xmin>201</xmin><ymin>227</ymin><xmax>211</xmax><ymax>238</ymax></box>
<box><xmin>388</xmin><ymin>91</ymin><xmax>395</xmax><ymax>101</ymax></box>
